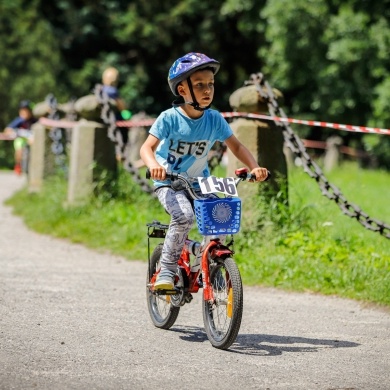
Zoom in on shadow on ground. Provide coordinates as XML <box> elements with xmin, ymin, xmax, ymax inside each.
<box><xmin>170</xmin><ymin>326</ymin><xmax>360</xmax><ymax>355</ymax></box>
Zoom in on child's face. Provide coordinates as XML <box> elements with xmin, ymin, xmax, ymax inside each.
<box><xmin>178</xmin><ymin>69</ymin><xmax>215</xmax><ymax>108</ymax></box>
<box><xmin>19</xmin><ymin>108</ymin><xmax>33</xmax><ymax>120</ymax></box>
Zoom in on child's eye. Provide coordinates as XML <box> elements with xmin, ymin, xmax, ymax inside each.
<box><xmin>195</xmin><ymin>83</ymin><xmax>214</xmax><ymax>89</ymax></box>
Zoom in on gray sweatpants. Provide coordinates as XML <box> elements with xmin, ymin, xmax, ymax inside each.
<box><xmin>155</xmin><ymin>187</ymin><xmax>195</xmax><ymax>273</ymax></box>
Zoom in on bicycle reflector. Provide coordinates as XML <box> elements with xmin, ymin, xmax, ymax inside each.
<box><xmin>194</xmin><ymin>198</ymin><xmax>241</xmax><ymax>235</ymax></box>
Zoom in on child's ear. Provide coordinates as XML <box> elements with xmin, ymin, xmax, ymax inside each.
<box><xmin>177</xmin><ymin>83</ymin><xmax>186</xmax><ymax>96</ymax></box>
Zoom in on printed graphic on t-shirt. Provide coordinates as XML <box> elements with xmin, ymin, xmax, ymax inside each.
<box><xmin>166</xmin><ymin>138</ymin><xmax>210</xmax><ymax>174</ymax></box>
<box><xmin>168</xmin><ymin>139</ymin><xmax>208</xmax><ymax>158</ymax></box>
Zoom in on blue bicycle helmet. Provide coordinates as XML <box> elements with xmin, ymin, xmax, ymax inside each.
<box><xmin>168</xmin><ymin>52</ymin><xmax>220</xmax><ymax>96</ymax></box>
<box><xmin>19</xmin><ymin>100</ymin><xmax>32</xmax><ymax>109</ymax></box>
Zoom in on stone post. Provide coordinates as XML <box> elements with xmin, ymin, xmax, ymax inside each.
<box><xmin>28</xmin><ymin>122</ymin><xmax>57</xmax><ymax>193</ymax></box>
<box><xmin>324</xmin><ymin>136</ymin><xmax>342</xmax><ymax>172</ymax></box>
<box><xmin>67</xmin><ymin>119</ymin><xmax>116</xmax><ymax>205</ymax></box>
<box><xmin>228</xmin><ymin>85</ymin><xmax>288</xmax><ymax>202</ymax></box>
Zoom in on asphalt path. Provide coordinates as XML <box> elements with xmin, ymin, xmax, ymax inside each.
<box><xmin>0</xmin><ymin>171</ymin><xmax>389</xmax><ymax>390</ymax></box>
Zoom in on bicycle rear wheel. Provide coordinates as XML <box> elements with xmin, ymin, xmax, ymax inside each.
<box><xmin>202</xmin><ymin>257</ymin><xmax>243</xmax><ymax>349</ymax></box>
<box><xmin>146</xmin><ymin>243</ymin><xmax>180</xmax><ymax>329</ymax></box>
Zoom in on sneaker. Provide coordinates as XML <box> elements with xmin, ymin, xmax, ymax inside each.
<box><xmin>154</xmin><ymin>270</ymin><xmax>175</xmax><ymax>290</ymax></box>
<box><xmin>14</xmin><ymin>164</ymin><xmax>22</xmax><ymax>175</ymax></box>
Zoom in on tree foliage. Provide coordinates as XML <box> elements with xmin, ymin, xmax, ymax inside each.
<box><xmin>260</xmin><ymin>0</ymin><xmax>390</xmax><ymax>165</ymax></box>
<box><xmin>1</xmin><ymin>0</ymin><xmax>389</xmax><ymax>168</ymax></box>
<box><xmin>0</xmin><ymin>0</ymin><xmax>62</xmax><ymax>127</ymax></box>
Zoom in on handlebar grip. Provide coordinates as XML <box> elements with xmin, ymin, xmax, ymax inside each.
<box><xmin>248</xmin><ymin>170</ymin><xmax>271</xmax><ymax>181</ymax></box>
<box><xmin>145</xmin><ymin>169</ymin><xmax>177</xmax><ymax>180</ymax></box>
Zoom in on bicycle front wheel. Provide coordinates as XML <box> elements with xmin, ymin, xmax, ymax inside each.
<box><xmin>202</xmin><ymin>257</ymin><xmax>243</xmax><ymax>350</ymax></box>
<box><xmin>146</xmin><ymin>243</ymin><xmax>180</xmax><ymax>329</ymax></box>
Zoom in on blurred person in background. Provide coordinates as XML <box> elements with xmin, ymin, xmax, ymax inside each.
<box><xmin>3</xmin><ymin>100</ymin><xmax>37</xmax><ymax>175</ymax></box>
<box><xmin>102</xmin><ymin>67</ymin><xmax>131</xmax><ymax>161</ymax></box>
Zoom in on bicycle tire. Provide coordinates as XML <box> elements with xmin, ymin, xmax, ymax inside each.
<box><xmin>146</xmin><ymin>243</ymin><xmax>180</xmax><ymax>329</ymax></box>
<box><xmin>202</xmin><ymin>257</ymin><xmax>243</xmax><ymax>349</ymax></box>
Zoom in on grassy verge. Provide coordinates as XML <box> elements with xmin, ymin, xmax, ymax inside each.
<box><xmin>6</xmin><ymin>163</ymin><xmax>390</xmax><ymax>307</ymax></box>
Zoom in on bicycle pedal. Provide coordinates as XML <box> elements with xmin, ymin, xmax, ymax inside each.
<box><xmin>155</xmin><ymin>287</ymin><xmax>181</xmax><ymax>295</ymax></box>
<box><xmin>166</xmin><ymin>289</ymin><xmax>180</xmax><ymax>295</ymax></box>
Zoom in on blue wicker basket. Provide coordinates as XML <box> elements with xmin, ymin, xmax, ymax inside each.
<box><xmin>194</xmin><ymin>198</ymin><xmax>241</xmax><ymax>236</ymax></box>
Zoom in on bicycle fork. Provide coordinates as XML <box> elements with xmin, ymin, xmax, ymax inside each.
<box><xmin>201</xmin><ymin>239</ymin><xmax>234</xmax><ymax>302</ymax></box>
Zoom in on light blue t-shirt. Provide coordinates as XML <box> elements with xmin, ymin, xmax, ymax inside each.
<box><xmin>150</xmin><ymin>107</ymin><xmax>233</xmax><ymax>187</ymax></box>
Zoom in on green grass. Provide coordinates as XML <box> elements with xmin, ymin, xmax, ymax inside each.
<box><xmin>235</xmin><ymin>163</ymin><xmax>390</xmax><ymax>306</ymax></box>
<box><xmin>6</xmin><ymin>162</ymin><xmax>390</xmax><ymax>307</ymax></box>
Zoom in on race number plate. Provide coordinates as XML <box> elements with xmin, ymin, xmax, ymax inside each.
<box><xmin>198</xmin><ymin>176</ymin><xmax>238</xmax><ymax>196</ymax></box>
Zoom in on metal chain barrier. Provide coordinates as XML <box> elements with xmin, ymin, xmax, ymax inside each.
<box><xmin>208</xmin><ymin>141</ymin><xmax>226</xmax><ymax>172</ymax></box>
<box><xmin>94</xmin><ymin>84</ymin><xmax>155</xmax><ymax>195</ymax></box>
<box><xmin>93</xmin><ymin>77</ymin><xmax>390</xmax><ymax>238</ymax></box>
<box><xmin>31</xmin><ymin>74</ymin><xmax>390</xmax><ymax>238</ymax></box>
<box><xmin>46</xmin><ymin>93</ymin><xmax>67</xmax><ymax>173</ymax></box>
<box><xmin>65</xmin><ymin>97</ymin><xmax>78</xmax><ymax>143</ymax></box>
<box><xmin>94</xmin><ymin>84</ymin><xmax>124</xmax><ymax>155</ymax></box>
<box><xmin>245</xmin><ymin>73</ymin><xmax>390</xmax><ymax>239</ymax></box>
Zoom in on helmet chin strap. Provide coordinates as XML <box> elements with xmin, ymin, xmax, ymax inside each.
<box><xmin>171</xmin><ymin>78</ymin><xmax>211</xmax><ymax>111</ymax></box>
<box><xmin>186</xmin><ymin>77</ymin><xmax>211</xmax><ymax>111</ymax></box>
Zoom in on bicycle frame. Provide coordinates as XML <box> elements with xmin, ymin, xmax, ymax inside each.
<box><xmin>147</xmin><ymin>229</ymin><xmax>233</xmax><ymax>300</ymax></box>
<box><xmin>179</xmin><ymin>236</ymin><xmax>234</xmax><ymax>301</ymax></box>
<box><xmin>147</xmin><ymin>210</ymin><xmax>235</xmax><ymax>303</ymax></box>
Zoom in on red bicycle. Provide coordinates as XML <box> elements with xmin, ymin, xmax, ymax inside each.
<box><xmin>146</xmin><ymin>168</ymin><xmax>269</xmax><ymax>349</ymax></box>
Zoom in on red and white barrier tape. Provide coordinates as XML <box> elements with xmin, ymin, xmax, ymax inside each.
<box><xmin>0</xmin><ymin>134</ymin><xmax>15</xmax><ymax>140</ymax></box>
<box><xmin>116</xmin><ymin>119</ymin><xmax>156</xmax><ymax>128</ymax></box>
<box><xmin>37</xmin><ymin>112</ymin><xmax>390</xmax><ymax>136</ymax></box>
<box><xmin>220</xmin><ymin>112</ymin><xmax>390</xmax><ymax>136</ymax></box>
<box><xmin>39</xmin><ymin>117</ymin><xmax>78</xmax><ymax>128</ymax></box>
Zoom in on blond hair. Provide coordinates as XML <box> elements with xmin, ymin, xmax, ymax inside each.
<box><xmin>102</xmin><ymin>67</ymin><xmax>119</xmax><ymax>86</ymax></box>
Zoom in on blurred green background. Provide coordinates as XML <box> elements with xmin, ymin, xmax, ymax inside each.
<box><xmin>1</xmin><ymin>0</ymin><xmax>390</xmax><ymax>168</ymax></box>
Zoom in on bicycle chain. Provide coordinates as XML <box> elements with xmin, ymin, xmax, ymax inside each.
<box><xmin>246</xmin><ymin>73</ymin><xmax>390</xmax><ymax>239</ymax></box>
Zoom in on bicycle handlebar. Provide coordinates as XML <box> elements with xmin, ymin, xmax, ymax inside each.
<box><xmin>146</xmin><ymin>168</ymin><xmax>271</xmax><ymax>182</ymax></box>
<box><xmin>146</xmin><ymin>168</ymin><xmax>271</xmax><ymax>200</ymax></box>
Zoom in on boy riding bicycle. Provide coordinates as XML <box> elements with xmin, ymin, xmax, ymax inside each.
<box><xmin>140</xmin><ymin>52</ymin><xmax>268</xmax><ymax>290</ymax></box>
